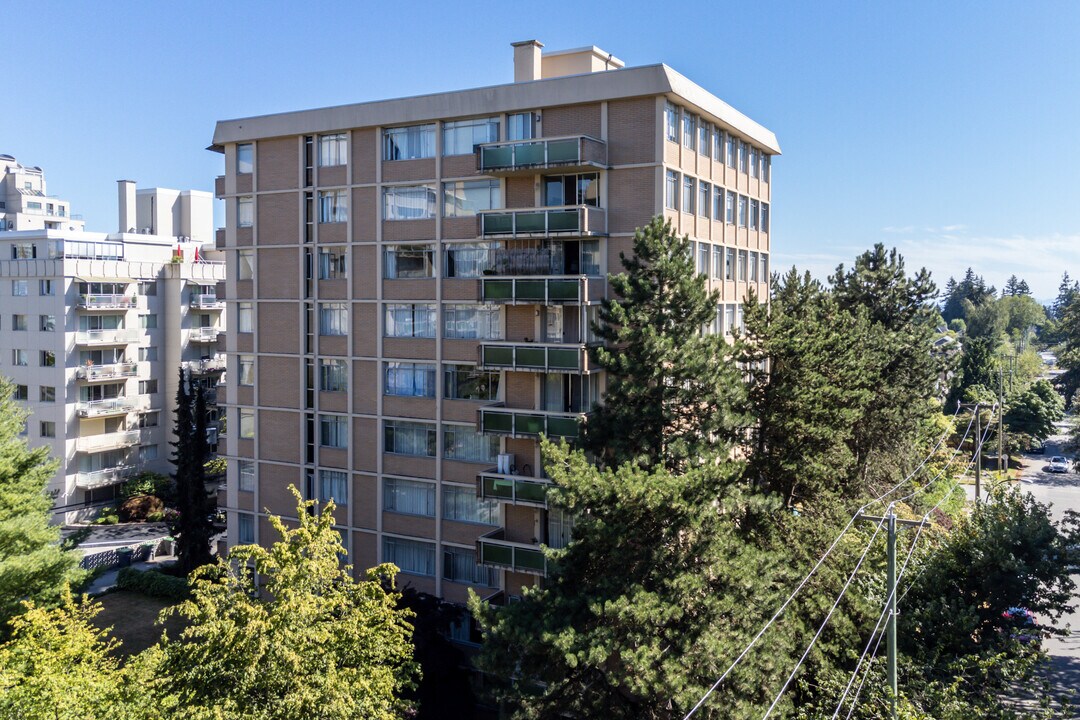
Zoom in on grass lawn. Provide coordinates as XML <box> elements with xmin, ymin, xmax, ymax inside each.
<box><xmin>92</xmin><ymin>590</ymin><xmax>188</xmax><ymax>658</ymax></box>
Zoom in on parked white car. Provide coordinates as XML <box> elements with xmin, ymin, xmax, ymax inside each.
<box><xmin>1048</xmin><ymin>456</ymin><xmax>1070</xmax><ymax>473</ymax></box>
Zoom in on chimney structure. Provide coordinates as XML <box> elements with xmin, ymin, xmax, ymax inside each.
<box><xmin>117</xmin><ymin>179</ymin><xmax>136</xmax><ymax>233</ymax></box>
<box><xmin>512</xmin><ymin>40</ymin><xmax>544</xmax><ymax>82</ymax></box>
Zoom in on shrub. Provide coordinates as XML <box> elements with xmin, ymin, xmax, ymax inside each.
<box><xmin>119</xmin><ymin>495</ymin><xmax>165</xmax><ymax>522</ymax></box>
<box><xmin>120</xmin><ymin>472</ymin><xmax>175</xmax><ymax>504</ymax></box>
<box><xmin>116</xmin><ymin>567</ymin><xmax>189</xmax><ymax>600</ymax></box>
<box><xmin>93</xmin><ymin>511</ymin><xmax>119</xmax><ymax>525</ymax></box>
<box><xmin>147</xmin><ymin>511</ymin><xmax>165</xmax><ymax>523</ymax></box>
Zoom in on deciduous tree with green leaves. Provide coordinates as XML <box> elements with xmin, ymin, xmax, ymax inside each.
<box><xmin>586</xmin><ymin>216</ymin><xmax>745</xmax><ymax>472</ymax></box>
<box><xmin>0</xmin><ymin>377</ymin><xmax>83</xmax><ymax>630</ymax></box>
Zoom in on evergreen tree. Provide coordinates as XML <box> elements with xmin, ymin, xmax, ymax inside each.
<box><xmin>168</xmin><ymin>368</ymin><xmax>213</xmax><ymax>575</ymax></box>
<box><xmin>941</xmin><ymin>267</ymin><xmax>996</xmax><ymax>322</ymax></box>
<box><xmin>1002</xmin><ymin>274</ymin><xmax>1022</xmax><ymax>296</ymax></box>
<box><xmin>586</xmin><ymin>216</ymin><xmax>745</xmax><ymax>471</ymax></box>
<box><xmin>0</xmin><ymin>377</ymin><xmax>82</xmax><ymax>629</ymax></box>
<box><xmin>1052</xmin><ymin>271</ymin><xmax>1079</xmax><ymax>320</ymax></box>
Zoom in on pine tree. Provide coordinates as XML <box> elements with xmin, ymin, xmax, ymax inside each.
<box><xmin>1003</xmin><ymin>274</ymin><xmax>1021</xmax><ymax>296</ymax></box>
<box><xmin>1052</xmin><ymin>271</ymin><xmax>1078</xmax><ymax>320</ymax></box>
<box><xmin>585</xmin><ymin>216</ymin><xmax>745</xmax><ymax>472</ymax></box>
<box><xmin>168</xmin><ymin>368</ymin><xmax>213</xmax><ymax>575</ymax></box>
<box><xmin>0</xmin><ymin>377</ymin><xmax>82</xmax><ymax>630</ymax></box>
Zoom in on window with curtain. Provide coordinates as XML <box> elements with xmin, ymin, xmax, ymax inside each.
<box><xmin>699</xmin><ymin>122</ymin><xmax>711</xmax><ymax>158</ymax></box>
<box><xmin>318</xmin><ymin>246</ymin><xmax>347</xmax><ymax>279</ymax></box>
<box><xmin>761</xmin><ymin>203</ymin><xmax>770</xmax><ymax>233</ymax></box>
<box><xmin>750</xmin><ymin>252</ymin><xmax>760</xmax><ymax>282</ymax></box>
<box><xmin>444</xmin><ymin>243</ymin><xmax>494</xmax><ymax>278</ymax></box>
<box><xmin>238</xmin><ymin>460</ymin><xmax>255</xmax><ymax>492</ymax></box>
<box><xmin>760</xmin><ymin>253</ymin><xmax>769</xmax><ymax>281</ymax></box>
<box><xmin>319</xmin><ymin>415</ymin><xmax>348</xmax><ymax>448</ymax></box>
<box><xmin>383</xmin><ymin>477</ymin><xmax>436</xmax><ymax>516</ymax></box>
<box><xmin>384</xmin><ymin>245</ymin><xmax>434</xmax><ymax>279</ymax></box>
<box><xmin>665</xmin><ymin>170</ymin><xmax>678</xmax><ymax>210</ymax></box>
<box><xmin>738</xmin><ymin>195</ymin><xmax>748</xmax><ymax>227</ymax></box>
<box><xmin>664</xmin><ymin>102</ymin><xmax>678</xmax><ymax>142</ymax></box>
<box><xmin>738</xmin><ymin>250</ymin><xmax>748</xmax><ymax>282</ymax></box>
<box><xmin>681</xmin><ymin>176</ymin><xmax>695</xmax><ymax>214</ymax></box>
<box><xmin>712</xmin><ymin>245</ymin><xmax>723</xmax><ymax>279</ymax></box>
<box><xmin>318</xmin><ymin>190</ymin><xmax>348</xmax><ymax>223</ymax></box>
<box><xmin>726</xmin><ymin>191</ymin><xmax>735</xmax><ymax>224</ymax></box>
<box><xmin>750</xmin><ymin>199</ymin><xmax>760</xmax><ymax>231</ymax></box>
<box><xmin>237</xmin><ymin>197</ymin><xmax>253</xmax><ymax>227</ymax></box>
<box><xmin>725</xmin><ymin>248</ymin><xmax>735</xmax><ymax>281</ymax></box>
<box><xmin>238</xmin><ymin>356</ymin><xmax>255</xmax><ymax>386</ymax></box>
<box><xmin>384</xmin><ymin>304</ymin><xmax>437</xmax><ymax>338</ymax></box>
<box><xmin>443</xmin><ymin>180</ymin><xmax>501</xmax><ymax>217</ymax></box>
<box><xmin>698</xmin><ymin>244</ymin><xmax>709</xmax><ymax>276</ymax></box>
<box><xmin>443</xmin><ymin>424</ymin><xmax>500</xmax><ymax>464</ymax></box>
<box><xmin>383</xmin><ymin>185</ymin><xmax>436</xmax><ymax>220</ymax></box>
<box><xmin>237</xmin><ymin>302</ymin><xmax>253</xmax><ymax>333</ymax></box>
<box><xmin>238</xmin><ymin>249</ymin><xmax>254</xmax><ymax>280</ymax></box>
<box><xmin>385</xmin><ymin>362</ymin><xmax>436</xmax><ymax>397</ymax></box>
<box><xmin>319</xmin><ymin>359</ymin><xmax>348</xmax><ymax>392</ymax></box>
<box><xmin>238</xmin><ymin>514</ymin><xmax>254</xmax><ymax>544</ymax></box>
<box><xmin>443</xmin><ymin>484</ymin><xmax>500</xmax><ymax>525</ymax></box>
<box><xmin>581</xmin><ymin>239</ymin><xmax>602</xmax><ymax>277</ymax></box>
<box><xmin>699</xmin><ymin>181</ymin><xmax>710</xmax><ymax>218</ymax></box>
<box><xmin>236</xmin><ymin>144</ymin><xmax>253</xmax><ymax>174</ymax></box>
<box><xmin>318</xmin><ymin>303</ymin><xmax>348</xmax><ymax>336</ymax></box>
<box><xmin>726</xmin><ymin>135</ymin><xmax>736</xmax><ymax>167</ymax></box>
<box><xmin>443</xmin><ymin>305</ymin><xmax>502</xmax><ymax>340</ymax></box>
<box><xmin>319</xmin><ymin>469</ymin><xmax>348</xmax><ymax>506</ymax></box>
<box><xmin>383</xmin><ymin>537</ymin><xmax>435</xmax><ymax>576</ymax></box>
<box><xmin>443</xmin><ymin>546</ymin><xmax>497</xmax><ymax>587</ymax></box>
<box><xmin>383</xmin><ymin>420</ymin><xmax>436</xmax><ymax>456</ymax></box>
<box><xmin>682</xmin><ymin>112</ymin><xmax>696</xmax><ymax>149</ymax></box>
<box><xmin>318</xmin><ymin>133</ymin><xmax>347</xmax><ymax>166</ymax></box>
<box><xmin>383</xmin><ymin>124</ymin><xmax>436</xmax><ymax>160</ymax></box>
<box><xmin>442</xmin><ymin>117</ymin><xmax>499</xmax><ymax>156</ymax></box>
<box><xmin>239</xmin><ymin>408</ymin><xmax>255</xmax><ymax>439</ymax></box>
<box><xmin>749</xmin><ymin>145</ymin><xmax>758</xmax><ymax>178</ymax></box>
<box><xmin>444</xmin><ymin>364</ymin><xmax>500</xmax><ymax>401</ymax></box>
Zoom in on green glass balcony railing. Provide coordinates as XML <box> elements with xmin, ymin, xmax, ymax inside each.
<box><xmin>480</xmin><ymin>277</ymin><xmax>583</xmax><ymax>304</ymax></box>
<box><xmin>478</xmin><ymin>407</ymin><xmax>586</xmax><ymax>441</ymax></box>
<box><xmin>478</xmin><ymin>206</ymin><xmax>605</xmax><ymax>238</ymax></box>
<box><xmin>479</xmin><ymin>343</ymin><xmax>587</xmax><ymax>373</ymax></box>
<box><xmin>477</xmin><ymin>531</ymin><xmax>547</xmax><ymax>575</ymax></box>
<box><xmin>478</xmin><ymin>472</ymin><xmax>551</xmax><ymax>507</ymax></box>
<box><xmin>477</xmin><ymin>136</ymin><xmax>606</xmax><ymax>174</ymax></box>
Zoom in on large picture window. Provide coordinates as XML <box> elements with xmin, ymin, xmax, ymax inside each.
<box><xmin>444</xmin><ymin>365</ymin><xmax>500</xmax><ymax>401</ymax></box>
<box><xmin>384</xmin><ymin>304</ymin><xmax>437</xmax><ymax>338</ymax></box>
<box><xmin>318</xmin><ymin>469</ymin><xmax>348</xmax><ymax>506</ymax></box>
<box><xmin>384</xmin><ymin>477</ymin><xmax>435</xmax><ymax>516</ymax></box>
<box><xmin>443</xmin><ymin>180</ymin><xmax>501</xmax><ymax>217</ymax></box>
<box><xmin>383</xmin><ymin>537</ymin><xmax>435</xmax><ymax>576</ymax></box>
<box><xmin>383</xmin><ymin>124</ymin><xmax>435</xmax><ymax>160</ymax></box>
<box><xmin>319</xmin><ymin>415</ymin><xmax>348</xmax><ymax>448</ymax></box>
<box><xmin>443</xmin><ymin>425</ymin><xmax>500</xmax><ymax>465</ymax></box>
<box><xmin>443</xmin><ymin>305</ymin><xmax>502</xmax><ymax>340</ymax></box>
<box><xmin>443</xmin><ymin>546</ymin><xmax>497</xmax><ymax>587</ymax></box>
<box><xmin>318</xmin><ymin>190</ymin><xmax>347</xmax><ymax>223</ymax></box>
<box><xmin>443</xmin><ymin>484</ymin><xmax>500</xmax><ymax>525</ymax></box>
<box><xmin>319</xmin><ymin>359</ymin><xmax>348</xmax><ymax>392</ymax></box>
<box><xmin>383</xmin><ymin>185</ymin><xmax>436</xmax><ymax>220</ymax></box>
<box><xmin>318</xmin><ymin>247</ymin><xmax>347</xmax><ymax>279</ymax></box>
<box><xmin>383</xmin><ymin>420</ymin><xmax>436</xmax><ymax>457</ymax></box>
<box><xmin>384</xmin><ymin>245</ymin><xmax>434</xmax><ymax>279</ymax></box>
<box><xmin>385</xmin><ymin>362</ymin><xmax>436</xmax><ymax>398</ymax></box>
<box><xmin>318</xmin><ymin>303</ymin><xmax>348</xmax><ymax>336</ymax></box>
<box><xmin>442</xmin><ymin>117</ymin><xmax>499</xmax><ymax>156</ymax></box>
<box><xmin>318</xmin><ymin>133</ymin><xmax>347</xmax><ymax>166</ymax></box>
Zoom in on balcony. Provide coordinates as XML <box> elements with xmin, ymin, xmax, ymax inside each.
<box><xmin>75</xmin><ymin>465</ymin><xmax>138</xmax><ymax>490</ymax></box>
<box><xmin>74</xmin><ymin>329</ymin><xmax>140</xmax><ymax>346</ymax></box>
<box><xmin>76</xmin><ymin>397</ymin><xmax>140</xmax><ymax>418</ymax></box>
<box><xmin>477</xmin><ymin>135</ymin><xmax>607</xmax><ymax>176</ymax></box>
<box><xmin>77</xmin><ymin>295</ymin><xmax>137</xmax><ymax>310</ymax></box>
<box><xmin>478</xmin><ymin>205</ymin><xmax>606</xmax><ymax>239</ymax></box>
<box><xmin>479</xmin><ymin>342</ymin><xmax>591</xmax><ymax>374</ymax></box>
<box><xmin>480</xmin><ymin>275</ymin><xmax>604</xmax><ymax>305</ymax></box>
<box><xmin>477</xmin><ymin>406</ymin><xmax>586</xmax><ymax>441</ymax></box>
<box><xmin>184</xmin><ymin>354</ymin><xmax>226</xmax><ymax>375</ymax></box>
<box><xmin>76</xmin><ymin>430</ymin><xmax>140</xmax><ymax>453</ymax></box>
<box><xmin>75</xmin><ymin>362</ymin><xmax>139</xmax><ymax>382</ymax></box>
<box><xmin>190</xmin><ymin>293</ymin><xmax>225</xmax><ymax>310</ymax></box>
<box><xmin>477</xmin><ymin>471</ymin><xmax>551</xmax><ymax>508</ymax></box>
<box><xmin>477</xmin><ymin>529</ymin><xmax>546</xmax><ymax>576</ymax></box>
<box><xmin>189</xmin><ymin>327</ymin><xmax>221</xmax><ymax>343</ymax></box>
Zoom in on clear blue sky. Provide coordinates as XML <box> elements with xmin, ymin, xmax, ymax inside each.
<box><xmin>3</xmin><ymin>1</ymin><xmax>1077</xmax><ymax>299</ymax></box>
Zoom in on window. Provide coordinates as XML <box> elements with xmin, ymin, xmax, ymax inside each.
<box><xmin>699</xmin><ymin>181</ymin><xmax>710</xmax><ymax>217</ymax></box>
<box><xmin>236</xmin><ymin>143</ymin><xmax>253</xmax><ymax>174</ymax></box>
<box><xmin>444</xmin><ymin>546</ymin><xmax>496</xmax><ymax>587</ymax></box>
<box><xmin>760</xmin><ymin>253</ymin><xmax>769</xmax><ymax>282</ymax></box>
<box><xmin>726</xmin><ymin>134</ymin><xmax>736</xmax><ymax>167</ymax></box>
<box><xmin>750</xmin><ymin>252</ymin><xmax>759</xmax><ymax>282</ymax></box>
<box><xmin>443</xmin><ymin>425</ymin><xmax>500</xmax><ymax>464</ymax></box>
<box><xmin>238</xmin><ymin>460</ymin><xmax>255</xmax><ymax>492</ymax></box>
<box><xmin>543</xmin><ymin>171</ymin><xmax>598</xmax><ymax>207</ymax></box>
<box><xmin>444</xmin><ymin>243</ymin><xmax>493</xmax><ymax>278</ymax></box>
<box><xmin>318</xmin><ymin>246</ymin><xmax>347</xmax><ymax>279</ymax></box>
<box><xmin>444</xmin><ymin>485</ymin><xmax>500</xmax><ymax>525</ymax></box>
<box><xmin>713</xmin><ymin>185</ymin><xmax>723</xmax><ymax>220</ymax></box>
<box><xmin>238</xmin><ymin>249</ymin><xmax>255</xmax><ymax>280</ymax></box>
<box><xmin>11</xmin><ymin>280</ymin><xmax>28</xmax><ymax>296</ymax></box>
<box><xmin>385</xmin><ymin>362</ymin><xmax>436</xmax><ymax>397</ymax></box>
<box><xmin>749</xmin><ymin>199</ymin><xmax>759</xmax><ymax>231</ymax></box>
<box><xmin>139</xmin><ymin>379</ymin><xmax>158</xmax><ymax>394</ymax></box>
<box><xmin>762</xmin><ymin>155</ymin><xmax>771</xmax><ymax>182</ymax></box>
<box><xmin>665</xmin><ymin>170</ymin><xmax>678</xmax><ymax>210</ymax></box>
<box><xmin>383</xmin><ymin>537</ymin><xmax>435</xmax><ymax>576</ymax></box>
<box><xmin>725</xmin><ymin>248</ymin><xmax>735</xmax><ymax>281</ymax></box>
<box><xmin>749</xmin><ymin>146</ymin><xmax>758</xmax><ymax>178</ymax></box>
<box><xmin>39</xmin><ymin>280</ymin><xmax>54</xmax><ymax>295</ymax></box>
<box><xmin>137</xmin><ymin>281</ymin><xmax>156</xmax><ymax>296</ymax></box>
<box><xmin>40</xmin><ymin>421</ymin><xmax>55</xmax><ymax>438</ymax></box>
<box><xmin>319</xmin><ymin>469</ymin><xmax>348</xmax><ymax>506</ymax></box>
<box><xmin>383</xmin><ymin>125</ymin><xmax>436</xmax><ymax>160</ymax></box>
<box><xmin>582</xmin><ymin>239</ymin><xmax>602</xmax><ymax>277</ymax></box>
<box><xmin>238</xmin><ymin>355</ymin><xmax>255</xmax><ymax>386</ymax></box>
<box><xmin>444</xmin><ymin>304</ymin><xmax>502</xmax><ymax>340</ymax></box>
<box><xmin>383</xmin><ymin>185</ymin><xmax>436</xmax><ymax>220</ymax></box>
<box><xmin>681</xmin><ymin>175</ymin><xmax>695</xmax><ymax>214</ymax></box>
<box><xmin>443</xmin><ymin>180</ymin><xmax>501</xmax><ymax>217</ymax></box>
<box><xmin>738</xmin><ymin>195</ymin><xmax>748</xmax><ymax>227</ymax></box>
<box><xmin>738</xmin><ymin>141</ymin><xmax>747</xmax><ymax>173</ymax></box>
<box><xmin>664</xmin><ymin>102</ymin><xmax>678</xmax><ymax>142</ymax></box>
<box><xmin>11</xmin><ymin>243</ymin><xmax>35</xmax><ymax>259</ymax></box>
<box><xmin>318</xmin><ymin>303</ymin><xmax>348</xmax><ymax>336</ymax></box>
<box><xmin>507</xmin><ymin>111</ymin><xmax>536</xmax><ymax>141</ymax></box>
<box><xmin>725</xmin><ymin>305</ymin><xmax>736</xmax><ymax>336</ymax></box>
<box><xmin>13</xmin><ymin>385</ymin><xmax>28</xmax><ymax>401</ymax></box>
<box><xmin>699</xmin><ymin>122</ymin><xmax>711</xmax><ymax>157</ymax></box>
<box><xmin>384</xmin><ymin>477</ymin><xmax>435</xmax><ymax>516</ymax></box>
<box><xmin>40</xmin><ymin>315</ymin><xmax>55</xmax><ymax>332</ymax></box>
<box><xmin>319</xmin><ymin>359</ymin><xmax>348</xmax><ymax>392</ymax></box>
<box><xmin>237</xmin><ymin>513</ymin><xmax>254</xmax><ymax>544</ymax></box>
<box><xmin>318</xmin><ymin>190</ymin><xmax>347</xmax><ymax>223</ymax></box>
<box><xmin>698</xmin><ymin>243</ymin><xmax>709</xmax><ymax>276</ymax></box>
<box><xmin>139</xmin><ymin>445</ymin><xmax>159</xmax><ymax>463</ymax></box>
<box><xmin>237</xmin><ymin>302</ymin><xmax>253</xmax><ymax>333</ymax></box>
<box><xmin>383</xmin><ymin>420</ymin><xmax>436</xmax><ymax>457</ymax></box>
<box><xmin>761</xmin><ymin>203</ymin><xmax>770</xmax><ymax>233</ymax></box>
<box><xmin>714</xmin><ymin>128</ymin><xmax>724</xmax><ymax>159</ymax></box>
<box><xmin>384</xmin><ymin>245</ymin><xmax>434</xmax><ymax>279</ymax></box>
<box><xmin>682</xmin><ymin>112</ymin><xmax>696</xmax><ymax>149</ymax></box>
<box><xmin>139</xmin><ymin>412</ymin><xmax>160</xmax><ymax>428</ymax></box>
<box><xmin>738</xmin><ymin>250</ymin><xmax>748</xmax><ymax>282</ymax></box>
<box><xmin>385</xmin><ymin>304</ymin><xmax>437</xmax><ymax>338</ymax></box>
<box><xmin>318</xmin><ymin>133</ymin><xmax>347</xmax><ymax>166</ymax></box>
<box><xmin>319</xmin><ymin>415</ymin><xmax>348</xmax><ymax>448</ymax></box>
<box><xmin>237</xmin><ymin>196</ymin><xmax>253</xmax><ymax>227</ymax></box>
<box><xmin>40</xmin><ymin>350</ymin><xmax>55</xmax><ymax>367</ymax></box>
<box><xmin>239</xmin><ymin>409</ymin><xmax>255</xmax><ymax>439</ymax></box>
<box><xmin>40</xmin><ymin>386</ymin><xmax>55</xmax><ymax>402</ymax></box>
<box><xmin>712</xmin><ymin>245</ymin><xmax>723</xmax><ymax>279</ymax></box>
<box><xmin>12</xmin><ymin>315</ymin><xmax>27</xmax><ymax>331</ymax></box>
<box><xmin>442</xmin><ymin>117</ymin><xmax>499</xmax><ymax>156</ymax></box>
<box><xmin>444</xmin><ymin>365</ymin><xmax>500</xmax><ymax>401</ymax></box>
<box><xmin>12</xmin><ymin>350</ymin><xmax>27</xmax><ymax>366</ymax></box>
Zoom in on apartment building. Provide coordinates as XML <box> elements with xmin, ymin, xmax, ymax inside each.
<box><xmin>1</xmin><ymin>155</ymin><xmax>85</xmax><ymax>232</ymax></box>
<box><xmin>0</xmin><ymin>178</ymin><xmax>225</xmax><ymax>521</ymax></box>
<box><xmin>211</xmin><ymin>40</ymin><xmax>779</xmax><ymax>616</ymax></box>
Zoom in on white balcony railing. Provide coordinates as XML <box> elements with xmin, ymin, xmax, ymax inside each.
<box><xmin>76</xmin><ymin>397</ymin><xmax>139</xmax><ymax>418</ymax></box>
<box><xmin>183</xmin><ymin>354</ymin><xmax>227</xmax><ymax>374</ymax></box>
<box><xmin>75</xmin><ymin>430</ymin><xmax>140</xmax><ymax>453</ymax></box>
<box><xmin>189</xmin><ymin>327</ymin><xmax>221</xmax><ymax>342</ymax></box>
<box><xmin>74</xmin><ymin>329</ymin><xmax>140</xmax><ymax>345</ymax></box>
<box><xmin>77</xmin><ymin>294</ymin><xmax>137</xmax><ymax>310</ymax></box>
<box><xmin>190</xmin><ymin>293</ymin><xmax>225</xmax><ymax>309</ymax></box>
<box><xmin>75</xmin><ymin>362</ymin><xmax>139</xmax><ymax>381</ymax></box>
<box><xmin>75</xmin><ymin>465</ymin><xmax>138</xmax><ymax>490</ymax></box>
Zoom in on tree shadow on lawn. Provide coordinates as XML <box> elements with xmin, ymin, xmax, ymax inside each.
<box><xmin>90</xmin><ymin>589</ymin><xmax>188</xmax><ymax>659</ymax></box>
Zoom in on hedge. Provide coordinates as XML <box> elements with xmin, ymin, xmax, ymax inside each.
<box><xmin>116</xmin><ymin>567</ymin><xmax>190</xmax><ymax>601</ymax></box>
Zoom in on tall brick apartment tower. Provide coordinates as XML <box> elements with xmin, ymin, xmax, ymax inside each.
<box><xmin>211</xmin><ymin>41</ymin><xmax>779</xmax><ymax>624</ymax></box>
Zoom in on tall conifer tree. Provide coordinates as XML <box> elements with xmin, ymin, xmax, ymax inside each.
<box><xmin>169</xmin><ymin>368</ymin><xmax>214</xmax><ymax>574</ymax></box>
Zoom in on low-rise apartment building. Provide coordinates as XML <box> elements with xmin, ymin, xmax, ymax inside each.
<box><xmin>1</xmin><ymin>173</ymin><xmax>226</xmax><ymax>521</ymax></box>
<box><xmin>211</xmin><ymin>40</ymin><xmax>779</xmax><ymax>614</ymax></box>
